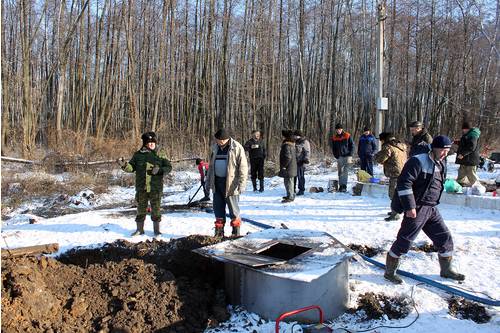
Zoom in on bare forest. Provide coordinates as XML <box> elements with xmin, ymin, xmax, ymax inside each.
<box><xmin>2</xmin><ymin>0</ymin><xmax>499</xmax><ymax>160</ymax></box>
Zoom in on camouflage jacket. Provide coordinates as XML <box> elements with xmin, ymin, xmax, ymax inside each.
<box><xmin>374</xmin><ymin>139</ymin><xmax>407</xmax><ymax>178</ymax></box>
<box><xmin>122</xmin><ymin>147</ymin><xmax>172</xmax><ymax>193</ymax></box>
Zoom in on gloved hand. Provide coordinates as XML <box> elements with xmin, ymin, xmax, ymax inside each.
<box><xmin>303</xmin><ymin>159</ymin><xmax>310</xmax><ymax>164</ymax></box>
<box><xmin>149</xmin><ymin>165</ymin><xmax>160</xmax><ymax>175</ymax></box>
<box><xmin>116</xmin><ymin>157</ymin><xmax>127</xmax><ymax>168</ymax></box>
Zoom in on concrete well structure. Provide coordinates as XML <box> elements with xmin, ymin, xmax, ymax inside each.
<box><xmin>194</xmin><ymin>229</ymin><xmax>353</xmax><ymax>322</ymax></box>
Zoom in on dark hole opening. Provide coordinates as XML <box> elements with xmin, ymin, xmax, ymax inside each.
<box><xmin>255</xmin><ymin>242</ymin><xmax>311</xmax><ymax>260</ymax></box>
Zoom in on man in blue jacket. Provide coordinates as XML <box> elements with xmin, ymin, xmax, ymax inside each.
<box><xmin>384</xmin><ymin>135</ymin><xmax>465</xmax><ymax>284</ymax></box>
<box><xmin>357</xmin><ymin>126</ymin><xmax>377</xmax><ymax>176</ymax></box>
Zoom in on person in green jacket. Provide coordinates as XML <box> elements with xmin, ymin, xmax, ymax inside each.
<box><xmin>117</xmin><ymin>132</ymin><xmax>172</xmax><ymax>236</ymax></box>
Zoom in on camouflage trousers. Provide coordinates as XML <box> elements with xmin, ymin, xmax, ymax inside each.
<box><xmin>135</xmin><ymin>191</ymin><xmax>162</xmax><ymax>223</ymax></box>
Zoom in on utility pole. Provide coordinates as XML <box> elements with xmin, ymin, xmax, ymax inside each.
<box><xmin>376</xmin><ymin>1</ymin><xmax>388</xmax><ymax>144</ymax></box>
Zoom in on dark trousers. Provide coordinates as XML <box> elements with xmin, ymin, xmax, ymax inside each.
<box><xmin>213</xmin><ymin>176</ymin><xmax>240</xmax><ymax>220</ymax></box>
<box><xmin>360</xmin><ymin>155</ymin><xmax>374</xmax><ymax>176</ymax></box>
<box><xmin>390</xmin><ymin>206</ymin><xmax>454</xmax><ymax>257</ymax></box>
<box><xmin>201</xmin><ymin>180</ymin><xmax>210</xmax><ymax>198</ymax></box>
<box><xmin>135</xmin><ymin>191</ymin><xmax>161</xmax><ymax>222</ymax></box>
<box><xmin>250</xmin><ymin>158</ymin><xmax>265</xmax><ymax>180</ymax></box>
<box><xmin>294</xmin><ymin>164</ymin><xmax>306</xmax><ymax>192</ymax></box>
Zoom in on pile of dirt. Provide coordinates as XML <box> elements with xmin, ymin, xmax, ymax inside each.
<box><xmin>347</xmin><ymin>244</ymin><xmax>382</xmax><ymax>258</ymax></box>
<box><xmin>448</xmin><ymin>297</ymin><xmax>491</xmax><ymax>324</ymax></box>
<box><xmin>354</xmin><ymin>292</ymin><xmax>412</xmax><ymax>320</ymax></box>
<box><xmin>2</xmin><ymin>236</ymin><xmax>229</xmax><ymax>333</ymax></box>
<box><xmin>411</xmin><ymin>242</ymin><xmax>437</xmax><ymax>253</ymax></box>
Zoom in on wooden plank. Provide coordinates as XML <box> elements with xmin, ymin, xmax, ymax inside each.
<box><xmin>1</xmin><ymin>243</ymin><xmax>59</xmax><ymax>258</ymax></box>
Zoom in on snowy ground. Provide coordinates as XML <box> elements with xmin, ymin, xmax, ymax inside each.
<box><xmin>2</xmin><ymin>155</ymin><xmax>499</xmax><ymax>332</ymax></box>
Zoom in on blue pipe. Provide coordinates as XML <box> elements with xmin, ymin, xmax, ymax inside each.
<box><xmin>234</xmin><ymin>214</ymin><xmax>500</xmax><ymax>307</ymax></box>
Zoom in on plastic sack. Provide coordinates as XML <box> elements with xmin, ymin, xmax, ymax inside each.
<box><xmin>357</xmin><ymin>170</ymin><xmax>372</xmax><ymax>183</ymax></box>
<box><xmin>444</xmin><ymin>179</ymin><xmax>462</xmax><ymax>193</ymax></box>
<box><xmin>471</xmin><ymin>181</ymin><xmax>486</xmax><ymax>196</ymax></box>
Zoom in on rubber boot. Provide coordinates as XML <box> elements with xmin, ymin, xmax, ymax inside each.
<box><xmin>384</xmin><ymin>211</ymin><xmax>400</xmax><ymax>221</ymax></box>
<box><xmin>439</xmin><ymin>256</ymin><xmax>465</xmax><ymax>281</ymax></box>
<box><xmin>153</xmin><ymin>220</ymin><xmax>161</xmax><ymax>236</ymax></box>
<box><xmin>384</xmin><ymin>253</ymin><xmax>403</xmax><ymax>284</ymax></box>
<box><xmin>214</xmin><ymin>218</ymin><xmax>225</xmax><ymax>237</ymax></box>
<box><xmin>259</xmin><ymin>179</ymin><xmax>264</xmax><ymax>192</ymax></box>
<box><xmin>230</xmin><ymin>217</ymin><xmax>241</xmax><ymax>237</ymax></box>
<box><xmin>131</xmin><ymin>220</ymin><xmax>145</xmax><ymax>236</ymax></box>
<box><xmin>252</xmin><ymin>179</ymin><xmax>258</xmax><ymax>192</ymax></box>
<box><xmin>339</xmin><ymin>184</ymin><xmax>347</xmax><ymax>192</ymax></box>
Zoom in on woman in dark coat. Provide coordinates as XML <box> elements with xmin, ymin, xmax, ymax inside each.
<box><xmin>279</xmin><ymin>130</ymin><xmax>297</xmax><ymax>203</ymax></box>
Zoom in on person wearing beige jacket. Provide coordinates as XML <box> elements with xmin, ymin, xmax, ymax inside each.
<box><xmin>206</xmin><ymin>129</ymin><xmax>248</xmax><ymax>237</ymax></box>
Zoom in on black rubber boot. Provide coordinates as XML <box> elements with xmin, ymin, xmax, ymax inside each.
<box><xmin>259</xmin><ymin>179</ymin><xmax>264</xmax><ymax>192</ymax></box>
<box><xmin>439</xmin><ymin>256</ymin><xmax>465</xmax><ymax>281</ymax></box>
<box><xmin>384</xmin><ymin>253</ymin><xmax>403</xmax><ymax>284</ymax></box>
<box><xmin>339</xmin><ymin>184</ymin><xmax>347</xmax><ymax>192</ymax></box>
<box><xmin>153</xmin><ymin>220</ymin><xmax>161</xmax><ymax>236</ymax></box>
<box><xmin>384</xmin><ymin>212</ymin><xmax>400</xmax><ymax>221</ymax></box>
<box><xmin>131</xmin><ymin>221</ymin><xmax>145</xmax><ymax>236</ymax></box>
<box><xmin>252</xmin><ymin>179</ymin><xmax>258</xmax><ymax>192</ymax></box>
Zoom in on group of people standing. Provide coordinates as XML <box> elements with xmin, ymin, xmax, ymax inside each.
<box><xmin>117</xmin><ymin>120</ymin><xmax>481</xmax><ymax>284</ymax></box>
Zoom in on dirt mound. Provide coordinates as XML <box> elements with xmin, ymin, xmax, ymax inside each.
<box><xmin>448</xmin><ymin>297</ymin><xmax>491</xmax><ymax>324</ymax></box>
<box><xmin>347</xmin><ymin>244</ymin><xmax>382</xmax><ymax>258</ymax></box>
<box><xmin>411</xmin><ymin>242</ymin><xmax>437</xmax><ymax>253</ymax></box>
<box><xmin>2</xmin><ymin>236</ymin><xmax>229</xmax><ymax>333</ymax></box>
<box><xmin>354</xmin><ymin>292</ymin><xmax>412</xmax><ymax>320</ymax></box>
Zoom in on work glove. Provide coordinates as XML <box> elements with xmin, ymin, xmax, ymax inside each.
<box><xmin>148</xmin><ymin>165</ymin><xmax>160</xmax><ymax>175</ymax></box>
<box><xmin>116</xmin><ymin>157</ymin><xmax>127</xmax><ymax>168</ymax></box>
<box><xmin>303</xmin><ymin>159</ymin><xmax>310</xmax><ymax>164</ymax></box>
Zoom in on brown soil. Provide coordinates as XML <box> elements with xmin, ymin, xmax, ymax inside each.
<box><xmin>354</xmin><ymin>292</ymin><xmax>412</xmax><ymax>320</ymax></box>
<box><xmin>1</xmin><ymin>236</ymin><xmax>229</xmax><ymax>333</ymax></box>
<box><xmin>347</xmin><ymin>244</ymin><xmax>382</xmax><ymax>258</ymax></box>
<box><xmin>448</xmin><ymin>297</ymin><xmax>491</xmax><ymax>324</ymax></box>
<box><xmin>411</xmin><ymin>242</ymin><xmax>437</xmax><ymax>253</ymax></box>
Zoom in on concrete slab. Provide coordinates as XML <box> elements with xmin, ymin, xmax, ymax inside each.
<box><xmin>358</xmin><ymin>182</ymin><xmax>500</xmax><ymax>210</ymax></box>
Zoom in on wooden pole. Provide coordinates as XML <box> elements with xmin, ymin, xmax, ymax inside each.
<box><xmin>1</xmin><ymin>243</ymin><xmax>59</xmax><ymax>258</ymax></box>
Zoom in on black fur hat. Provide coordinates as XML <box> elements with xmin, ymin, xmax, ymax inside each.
<box><xmin>141</xmin><ymin>131</ymin><xmax>157</xmax><ymax>146</ymax></box>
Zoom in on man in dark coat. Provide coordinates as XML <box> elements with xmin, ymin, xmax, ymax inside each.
<box><xmin>117</xmin><ymin>132</ymin><xmax>172</xmax><ymax>236</ymax></box>
<box><xmin>294</xmin><ymin>129</ymin><xmax>311</xmax><ymax>196</ymax></box>
<box><xmin>330</xmin><ymin>123</ymin><xmax>354</xmax><ymax>192</ymax></box>
<box><xmin>357</xmin><ymin>126</ymin><xmax>377</xmax><ymax>176</ymax></box>
<box><xmin>384</xmin><ymin>135</ymin><xmax>465</xmax><ymax>284</ymax></box>
<box><xmin>279</xmin><ymin>130</ymin><xmax>297</xmax><ymax>203</ymax></box>
<box><xmin>408</xmin><ymin>121</ymin><xmax>433</xmax><ymax>157</ymax></box>
<box><xmin>455</xmin><ymin>121</ymin><xmax>481</xmax><ymax>186</ymax></box>
<box><xmin>244</xmin><ymin>130</ymin><xmax>266</xmax><ymax>192</ymax></box>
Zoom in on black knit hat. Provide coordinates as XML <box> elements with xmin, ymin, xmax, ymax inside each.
<box><xmin>294</xmin><ymin>129</ymin><xmax>304</xmax><ymax>137</ymax></box>
<box><xmin>195</xmin><ymin>158</ymin><xmax>202</xmax><ymax>165</ymax></box>
<box><xmin>409</xmin><ymin>121</ymin><xmax>423</xmax><ymax>128</ymax></box>
<box><xmin>335</xmin><ymin>123</ymin><xmax>343</xmax><ymax>129</ymax></box>
<box><xmin>431</xmin><ymin>135</ymin><xmax>452</xmax><ymax>149</ymax></box>
<box><xmin>282</xmin><ymin>129</ymin><xmax>294</xmax><ymax>138</ymax></box>
<box><xmin>214</xmin><ymin>129</ymin><xmax>230</xmax><ymax>140</ymax></box>
<box><xmin>141</xmin><ymin>131</ymin><xmax>157</xmax><ymax>146</ymax></box>
<box><xmin>363</xmin><ymin>126</ymin><xmax>370</xmax><ymax>132</ymax></box>
<box><xmin>462</xmin><ymin>121</ymin><xmax>471</xmax><ymax>129</ymax></box>
<box><xmin>378</xmin><ymin>132</ymin><xmax>393</xmax><ymax>142</ymax></box>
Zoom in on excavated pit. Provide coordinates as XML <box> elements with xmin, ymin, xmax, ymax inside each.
<box><xmin>1</xmin><ymin>236</ymin><xmax>229</xmax><ymax>333</ymax></box>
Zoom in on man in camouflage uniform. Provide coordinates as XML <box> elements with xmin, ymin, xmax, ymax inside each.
<box><xmin>374</xmin><ymin>132</ymin><xmax>408</xmax><ymax>221</ymax></box>
<box><xmin>117</xmin><ymin>132</ymin><xmax>172</xmax><ymax>236</ymax></box>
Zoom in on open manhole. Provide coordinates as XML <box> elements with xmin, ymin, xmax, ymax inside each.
<box><xmin>254</xmin><ymin>241</ymin><xmax>312</xmax><ymax>260</ymax></box>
